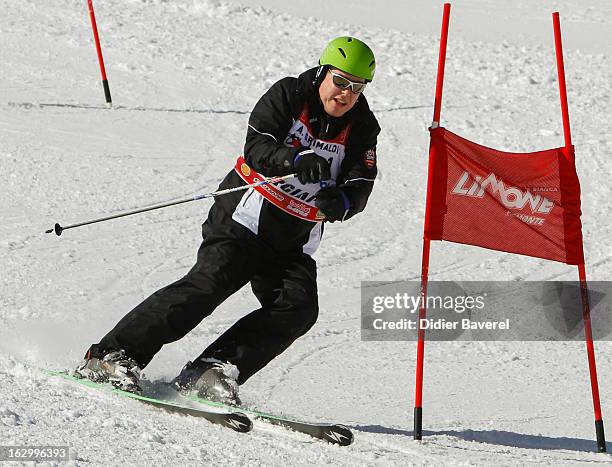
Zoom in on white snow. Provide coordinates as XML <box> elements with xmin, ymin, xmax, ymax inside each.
<box><xmin>1</xmin><ymin>0</ymin><xmax>611</xmax><ymax>464</ymax></box>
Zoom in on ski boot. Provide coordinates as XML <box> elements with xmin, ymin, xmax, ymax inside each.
<box><xmin>172</xmin><ymin>358</ymin><xmax>241</xmax><ymax>406</ymax></box>
<box><xmin>74</xmin><ymin>349</ymin><xmax>143</xmax><ymax>394</ymax></box>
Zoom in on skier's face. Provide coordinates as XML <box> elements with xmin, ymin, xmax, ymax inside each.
<box><xmin>318</xmin><ymin>68</ymin><xmax>363</xmax><ymax>117</ymax></box>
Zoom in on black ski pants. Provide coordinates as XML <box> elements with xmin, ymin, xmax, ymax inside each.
<box><xmin>94</xmin><ymin>223</ymin><xmax>319</xmax><ymax>384</ymax></box>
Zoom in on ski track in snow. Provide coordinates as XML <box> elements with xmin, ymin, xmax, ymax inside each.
<box><xmin>2</xmin><ymin>0</ymin><xmax>611</xmax><ymax>464</ymax></box>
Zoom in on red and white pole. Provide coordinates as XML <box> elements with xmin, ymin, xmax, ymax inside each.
<box><xmin>553</xmin><ymin>11</ymin><xmax>606</xmax><ymax>453</ymax></box>
<box><xmin>87</xmin><ymin>0</ymin><xmax>112</xmax><ymax>107</ymax></box>
<box><xmin>414</xmin><ymin>2</ymin><xmax>451</xmax><ymax>441</ymax></box>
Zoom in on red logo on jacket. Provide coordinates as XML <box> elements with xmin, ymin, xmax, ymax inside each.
<box><xmin>363</xmin><ymin>148</ymin><xmax>376</xmax><ymax>168</ymax></box>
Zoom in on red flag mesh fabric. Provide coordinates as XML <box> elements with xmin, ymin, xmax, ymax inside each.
<box><xmin>425</xmin><ymin>127</ymin><xmax>584</xmax><ymax>265</ymax></box>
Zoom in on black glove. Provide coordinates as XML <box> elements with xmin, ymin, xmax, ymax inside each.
<box><xmin>315</xmin><ymin>187</ymin><xmax>351</xmax><ymax>222</ymax></box>
<box><xmin>293</xmin><ymin>149</ymin><xmax>331</xmax><ymax>184</ymax></box>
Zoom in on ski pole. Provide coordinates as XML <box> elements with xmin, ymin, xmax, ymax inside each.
<box><xmin>45</xmin><ymin>173</ymin><xmax>296</xmax><ymax>236</ymax></box>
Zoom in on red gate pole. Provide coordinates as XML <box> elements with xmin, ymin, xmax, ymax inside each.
<box><xmin>553</xmin><ymin>11</ymin><xmax>606</xmax><ymax>453</ymax></box>
<box><xmin>414</xmin><ymin>2</ymin><xmax>451</xmax><ymax>441</ymax></box>
<box><xmin>87</xmin><ymin>0</ymin><xmax>112</xmax><ymax>107</ymax></box>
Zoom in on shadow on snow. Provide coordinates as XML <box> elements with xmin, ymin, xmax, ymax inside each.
<box><xmin>353</xmin><ymin>424</ymin><xmax>610</xmax><ymax>453</ymax></box>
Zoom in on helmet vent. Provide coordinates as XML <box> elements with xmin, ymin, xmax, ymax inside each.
<box><xmin>338</xmin><ymin>48</ymin><xmax>347</xmax><ymax>58</ymax></box>
<box><xmin>369</xmin><ymin>60</ymin><xmax>375</xmax><ymax>67</ymax></box>
<box><xmin>347</xmin><ymin>37</ymin><xmax>353</xmax><ymax>42</ymax></box>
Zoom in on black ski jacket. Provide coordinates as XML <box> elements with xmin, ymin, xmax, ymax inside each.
<box><xmin>206</xmin><ymin>67</ymin><xmax>380</xmax><ymax>255</ymax></box>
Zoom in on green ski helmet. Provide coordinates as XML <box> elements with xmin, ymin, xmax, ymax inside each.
<box><xmin>319</xmin><ymin>36</ymin><xmax>376</xmax><ymax>82</ymax></box>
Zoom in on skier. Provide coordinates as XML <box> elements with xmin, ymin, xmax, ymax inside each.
<box><xmin>74</xmin><ymin>36</ymin><xmax>380</xmax><ymax>405</ymax></box>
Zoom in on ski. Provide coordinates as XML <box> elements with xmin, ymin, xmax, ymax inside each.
<box><xmin>44</xmin><ymin>369</ymin><xmax>352</xmax><ymax>443</ymax></box>
<box><xmin>179</xmin><ymin>392</ymin><xmax>353</xmax><ymax>446</ymax></box>
<box><xmin>44</xmin><ymin>370</ymin><xmax>252</xmax><ymax>433</ymax></box>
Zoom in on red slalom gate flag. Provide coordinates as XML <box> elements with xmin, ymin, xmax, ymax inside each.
<box><xmin>425</xmin><ymin>127</ymin><xmax>584</xmax><ymax>265</ymax></box>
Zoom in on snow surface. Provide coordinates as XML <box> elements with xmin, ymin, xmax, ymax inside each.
<box><xmin>2</xmin><ymin>0</ymin><xmax>611</xmax><ymax>464</ymax></box>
